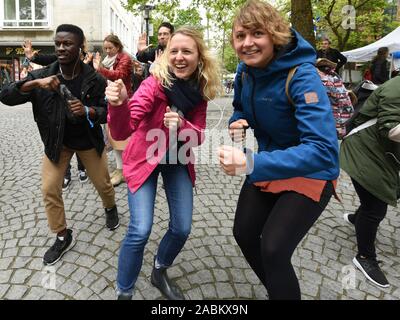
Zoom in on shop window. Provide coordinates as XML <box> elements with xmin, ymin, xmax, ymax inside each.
<box><xmin>2</xmin><ymin>0</ymin><xmax>49</xmax><ymax>28</ymax></box>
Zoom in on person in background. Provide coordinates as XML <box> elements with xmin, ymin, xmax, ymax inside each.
<box><xmin>317</xmin><ymin>38</ymin><xmax>348</xmax><ymax>74</ymax></box>
<box><xmin>106</xmin><ymin>26</ymin><xmax>222</xmax><ymax>300</ymax></box>
<box><xmin>316</xmin><ymin>58</ymin><xmax>354</xmax><ymax>139</ymax></box>
<box><xmin>371</xmin><ymin>47</ymin><xmax>390</xmax><ymax>85</ymax></box>
<box><xmin>341</xmin><ymin>75</ymin><xmax>400</xmax><ymax>289</ymax></box>
<box><xmin>93</xmin><ymin>34</ymin><xmax>133</xmax><ymax>187</ymax></box>
<box><xmin>136</xmin><ymin>22</ymin><xmax>174</xmax><ymax>64</ymax></box>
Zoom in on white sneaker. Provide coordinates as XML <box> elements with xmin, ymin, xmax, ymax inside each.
<box><xmin>62</xmin><ymin>177</ymin><xmax>71</xmax><ymax>191</ymax></box>
<box><xmin>78</xmin><ymin>170</ymin><xmax>88</xmax><ymax>183</ymax></box>
<box><xmin>343</xmin><ymin>213</ymin><xmax>355</xmax><ymax>226</ymax></box>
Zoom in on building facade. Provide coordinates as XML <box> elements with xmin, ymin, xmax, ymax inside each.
<box><xmin>0</xmin><ymin>0</ymin><xmax>142</xmax><ymax>85</ymax></box>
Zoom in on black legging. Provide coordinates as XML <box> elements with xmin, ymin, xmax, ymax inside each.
<box><xmin>351</xmin><ymin>178</ymin><xmax>388</xmax><ymax>259</ymax></box>
<box><xmin>233</xmin><ymin>181</ymin><xmax>333</xmax><ymax>300</ymax></box>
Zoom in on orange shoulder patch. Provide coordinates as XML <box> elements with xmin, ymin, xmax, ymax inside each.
<box><xmin>304</xmin><ymin>92</ymin><xmax>319</xmax><ymax>104</ymax></box>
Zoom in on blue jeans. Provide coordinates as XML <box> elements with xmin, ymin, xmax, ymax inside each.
<box><xmin>116</xmin><ymin>164</ymin><xmax>193</xmax><ymax>295</ymax></box>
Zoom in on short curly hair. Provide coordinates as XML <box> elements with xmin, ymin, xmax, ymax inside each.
<box><xmin>230</xmin><ymin>0</ymin><xmax>291</xmax><ymax>48</ymax></box>
<box><xmin>56</xmin><ymin>24</ymin><xmax>85</xmax><ymax>46</ymax></box>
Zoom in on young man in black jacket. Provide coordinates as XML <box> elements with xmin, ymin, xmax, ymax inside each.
<box><xmin>0</xmin><ymin>24</ymin><xmax>119</xmax><ymax>266</ymax></box>
<box><xmin>317</xmin><ymin>39</ymin><xmax>348</xmax><ymax>74</ymax></box>
<box><xmin>136</xmin><ymin>22</ymin><xmax>174</xmax><ymax>64</ymax></box>
<box><xmin>22</xmin><ymin>39</ymin><xmax>90</xmax><ymax>189</ymax></box>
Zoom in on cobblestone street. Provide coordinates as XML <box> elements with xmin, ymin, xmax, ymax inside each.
<box><xmin>0</xmin><ymin>98</ymin><xmax>399</xmax><ymax>300</ymax></box>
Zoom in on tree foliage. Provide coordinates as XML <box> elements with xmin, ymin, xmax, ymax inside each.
<box><xmin>125</xmin><ymin>0</ymin><xmax>400</xmax><ymax>71</ymax></box>
<box><xmin>313</xmin><ymin>0</ymin><xmax>400</xmax><ymax>51</ymax></box>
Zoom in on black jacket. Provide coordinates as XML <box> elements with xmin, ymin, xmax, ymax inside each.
<box><xmin>136</xmin><ymin>44</ymin><xmax>164</xmax><ymax>63</ymax></box>
<box><xmin>0</xmin><ymin>61</ymin><xmax>107</xmax><ymax>163</ymax></box>
<box><xmin>317</xmin><ymin>48</ymin><xmax>348</xmax><ymax>73</ymax></box>
<box><xmin>371</xmin><ymin>58</ymin><xmax>389</xmax><ymax>85</ymax></box>
<box><xmin>31</xmin><ymin>54</ymin><xmax>57</xmax><ymax>66</ymax></box>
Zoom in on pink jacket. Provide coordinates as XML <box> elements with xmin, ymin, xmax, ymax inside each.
<box><xmin>107</xmin><ymin>76</ymin><xmax>207</xmax><ymax>193</ymax></box>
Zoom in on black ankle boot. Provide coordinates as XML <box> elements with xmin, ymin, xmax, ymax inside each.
<box><xmin>151</xmin><ymin>257</ymin><xmax>185</xmax><ymax>300</ymax></box>
<box><xmin>117</xmin><ymin>293</ymin><xmax>132</xmax><ymax>300</ymax></box>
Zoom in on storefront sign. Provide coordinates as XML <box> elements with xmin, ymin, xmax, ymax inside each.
<box><xmin>1</xmin><ymin>46</ymin><xmax>54</xmax><ymax>57</ymax></box>
<box><xmin>6</xmin><ymin>47</ymin><xmax>25</xmax><ymax>56</ymax></box>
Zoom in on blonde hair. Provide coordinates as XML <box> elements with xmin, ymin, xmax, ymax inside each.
<box><xmin>152</xmin><ymin>26</ymin><xmax>223</xmax><ymax>101</ymax></box>
<box><xmin>231</xmin><ymin>0</ymin><xmax>292</xmax><ymax>48</ymax></box>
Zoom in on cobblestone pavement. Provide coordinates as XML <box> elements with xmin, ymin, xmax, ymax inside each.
<box><xmin>0</xmin><ymin>98</ymin><xmax>399</xmax><ymax>300</ymax></box>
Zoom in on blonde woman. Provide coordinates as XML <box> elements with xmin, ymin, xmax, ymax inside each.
<box><xmin>106</xmin><ymin>26</ymin><xmax>222</xmax><ymax>300</ymax></box>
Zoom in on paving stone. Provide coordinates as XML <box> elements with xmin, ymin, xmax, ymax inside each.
<box><xmin>11</xmin><ymin>269</ymin><xmax>32</xmax><ymax>284</ymax></box>
<box><xmin>234</xmin><ymin>283</ymin><xmax>253</xmax><ymax>299</ymax></box>
<box><xmin>2</xmin><ymin>101</ymin><xmax>400</xmax><ymax>300</ymax></box>
<box><xmin>216</xmin><ymin>283</ymin><xmax>235</xmax><ymax>299</ymax></box>
<box><xmin>59</xmin><ymin>279</ymin><xmax>81</xmax><ymax>297</ymax></box>
<box><xmin>0</xmin><ymin>284</ymin><xmax>10</xmax><ymax>298</ymax></box>
<box><xmin>200</xmin><ymin>283</ymin><xmax>218</xmax><ymax>299</ymax></box>
<box><xmin>0</xmin><ymin>270</ymin><xmax>13</xmax><ymax>284</ymax></box>
<box><xmin>0</xmin><ymin>257</ymin><xmax>13</xmax><ymax>270</ymax></box>
<box><xmin>24</xmin><ymin>287</ymin><xmax>46</xmax><ymax>300</ymax></box>
<box><xmin>4</xmin><ymin>285</ymin><xmax>28</xmax><ymax>300</ymax></box>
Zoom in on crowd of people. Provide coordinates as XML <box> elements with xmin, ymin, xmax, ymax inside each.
<box><xmin>0</xmin><ymin>0</ymin><xmax>398</xmax><ymax>300</ymax></box>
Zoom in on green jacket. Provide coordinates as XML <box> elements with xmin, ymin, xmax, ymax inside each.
<box><xmin>340</xmin><ymin>76</ymin><xmax>400</xmax><ymax>206</ymax></box>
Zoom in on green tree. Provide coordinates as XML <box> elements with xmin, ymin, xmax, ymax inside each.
<box><xmin>196</xmin><ymin>0</ymin><xmax>247</xmax><ymax>70</ymax></box>
<box><xmin>173</xmin><ymin>7</ymin><xmax>203</xmax><ymax>30</ymax></box>
<box><xmin>277</xmin><ymin>0</ymin><xmax>400</xmax><ymax>51</ymax></box>
<box><xmin>314</xmin><ymin>0</ymin><xmax>399</xmax><ymax>51</ymax></box>
<box><xmin>125</xmin><ymin>0</ymin><xmax>180</xmax><ymax>21</ymax></box>
<box><xmin>125</xmin><ymin>0</ymin><xmax>249</xmax><ymax>72</ymax></box>
<box><xmin>291</xmin><ymin>0</ymin><xmax>316</xmax><ymax>47</ymax></box>
<box><xmin>219</xmin><ymin>44</ymin><xmax>240</xmax><ymax>73</ymax></box>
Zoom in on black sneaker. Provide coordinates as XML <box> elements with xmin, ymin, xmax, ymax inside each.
<box><xmin>105</xmin><ymin>206</ymin><xmax>119</xmax><ymax>230</ymax></box>
<box><xmin>78</xmin><ymin>170</ymin><xmax>88</xmax><ymax>183</ymax></box>
<box><xmin>62</xmin><ymin>177</ymin><xmax>71</xmax><ymax>191</ymax></box>
<box><xmin>43</xmin><ymin>229</ymin><xmax>75</xmax><ymax>266</ymax></box>
<box><xmin>353</xmin><ymin>255</ymin><xmax>390</xmax><ymax>288</ymax></box>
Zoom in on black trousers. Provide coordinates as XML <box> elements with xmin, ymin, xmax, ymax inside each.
<box><xmin>233</xmin><ymin>181</ymin><xmax>333</xmax><ymax>300</ymax></box>
<box><xmin>351</xmin><ymin>178</ymin><xmax>388</xmax><ymax>259</ymax></box>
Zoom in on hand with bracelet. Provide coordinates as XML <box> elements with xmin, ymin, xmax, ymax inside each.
<box><xmin>67</xmin><ymin>99</ymin><xmax>95</xmax><ymax>127</ymax></box>
<box><xmin>67</xmin><ymin>99</ymin><xmax>85</xmax><ymax>117</ymax></box>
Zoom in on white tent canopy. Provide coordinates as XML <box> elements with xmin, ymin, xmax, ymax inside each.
<box><xmin>342</xmin><ymin>27</ymin><xmax>400</xmax><ymax>62</ymax></box>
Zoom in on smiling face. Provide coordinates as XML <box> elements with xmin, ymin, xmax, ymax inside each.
<box><xmin>232</xmin><ymin>23</ymin><xmax>274</xmax><ymax>68</ymax></box>
<box><xmin>55</xmin><ymin>32</ymin><xmax>81</xmax><ymax>65</ymax></box>
<box><xmin>168</xmin><ymin>33</ymin><xmax>199</xmax><ymax>80</ymax></box>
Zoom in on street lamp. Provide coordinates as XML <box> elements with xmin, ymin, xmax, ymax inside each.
<box><xmin>140</xmin><ymin>4</ymin><xmax>155</xmax><ymax>45</ymax></box>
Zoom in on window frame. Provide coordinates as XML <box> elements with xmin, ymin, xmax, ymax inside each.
<box><xmin>1</xmin><ymin>0</ymin><xmax>50</xmax><ymax>29</ymax></box>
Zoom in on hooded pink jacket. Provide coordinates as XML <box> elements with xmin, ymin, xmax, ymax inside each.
<box><xmin>107</xmin><ymin>75</ymin><xmax>207</xmax><ymax>193</ymax></box>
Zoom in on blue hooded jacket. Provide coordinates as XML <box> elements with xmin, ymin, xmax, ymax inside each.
<box><xmin>230</xmin><ymin>29</ymin><xmax>339</xmax><ymax>183</ymax></box>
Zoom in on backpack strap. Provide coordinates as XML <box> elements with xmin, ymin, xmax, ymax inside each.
<box><xmin>286</xmin><ymin>66</ymin><xmax>299</xmax><ymax>107</ymax></box>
